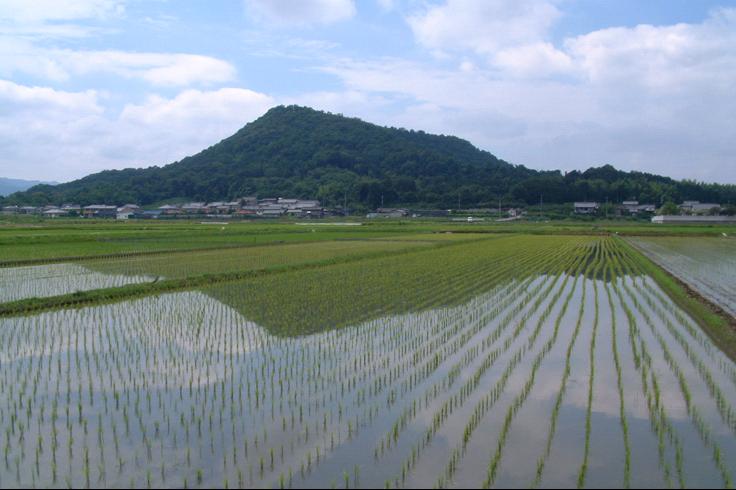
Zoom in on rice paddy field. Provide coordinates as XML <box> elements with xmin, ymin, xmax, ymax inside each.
<box><xmin>628</xmin><ymin>237</ymin><xmax>736</xmax><ymax>318</ymax></box>
<box><xmin>0</xmin><ymin>221</ymin><xmax>735</xmax><ymax>489</ymax></box>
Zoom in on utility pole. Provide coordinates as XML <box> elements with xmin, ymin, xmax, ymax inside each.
<box><xmin>343</xmin><ymin>190</ymin><xmax>347</xmax><ymax>217</ymax></box>
<box><xmin>539</xmin><ymin>194</ymin><xmax>543</xmax><ymax>220</ymax></box>
<box><xmin>457</xmin><ymin>191</ymin><xmax>461</xmax><ymax>212</ymax></box>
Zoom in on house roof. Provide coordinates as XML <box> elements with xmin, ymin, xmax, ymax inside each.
<box><xmin>84</xmin><ymin>205</ymin><xmax>117</xmax><ymax>210</ymax></box>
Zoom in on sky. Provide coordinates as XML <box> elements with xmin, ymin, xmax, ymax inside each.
<box><xmin>0</xmin><ymin>0</ymin><xmax>734</xmax><ymax>184</ymax></box>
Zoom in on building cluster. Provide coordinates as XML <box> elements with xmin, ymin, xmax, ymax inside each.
<box><xmin>149</xmin><ymin>198</ymin><xmax>325</xmax><ymax>219</ymax></box>
<box><xmin>677</xmin><ymin>201</ymin><xmax>723</xmax><ymax>215</ymax></box>
<box><xmin>2</xmin><ymin>198</ymin><xmax>326</xmax><ymax>219</ymax></box>
<box><xmin>573</xmin><ymin>200</ymin><xmax>656</xmax><ymax>216</ymax></box>
<box><xmin>651</xmin><ymin>201</ymin><xmax>733</xmax><ymax>224</ymax></box>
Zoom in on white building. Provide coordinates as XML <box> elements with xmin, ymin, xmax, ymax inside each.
<box><xmin>652</xmin><ymin>215</ymin><xmax>736</xmax><ymax>224</ymax></box>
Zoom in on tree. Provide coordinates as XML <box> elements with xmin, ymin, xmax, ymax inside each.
<box><xmin>659</xmin><ymin>202</ymin><xmax>680</xmax><ymax>216</ymax></box>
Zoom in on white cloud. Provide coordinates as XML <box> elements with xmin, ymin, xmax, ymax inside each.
<box><xmin>0</xmin><ymin>0</ymin><xmax>125</xmax><ymax>23</ymax></box>
<box><xmin>376</xmin><ymin>0</ymin><xmax>396</xmax><ymax>12</ymax></box>
<box><xmin>121</xmin><ymin>87</ymin><xmax>273</xmax><ymax>127</ymax></box>
<box><xmin>407</xmin><ymin>0</ymin><xmax>561</xmax><ymax>57</ymax></box>
<box><xmin>244</xmin><ymin>0</ymin><xmax>356</xmax><ymax>26</ymax></box>
<box><xmin>61</xmin><ymin>51</ymin><xmax>237</xmax><ymax>86</ymax></box>
<box><xmin>0</xmin><ymin>43</ymin><xmax>237</xmax><ymax>86</ymax></box>
<box><xmin>318</xmin><ymin>4</ymin><xmax>736</xmax><ymax>183</ymax></box>
<box><xmin>0</xmin><ymin>81</ymin><xmax>274</xmax><ymax>181</ymax></box>
<box><xmin>493</xmin><ymin>42</ymin><xmax>573</xmax><ymax>78</ymax></box>
<box><xmin>565</xmin><ymin>8</ymin><xmax>736</xmax><ymax>89</ymax></box>
<box><xmin>0</xmin><ymin>79</ymin><xmax>101</xmax><ymax>113</ymax></box>
<box><xmin>0</xmin><ymin>0</ymin><xmax>125</xmax><ymax>40</ymax></box>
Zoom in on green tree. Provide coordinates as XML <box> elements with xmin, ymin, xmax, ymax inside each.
<box><xmin>658</xmin><ymin>202</ymin><xmax>680</xmax><ymax>216</ymax></box>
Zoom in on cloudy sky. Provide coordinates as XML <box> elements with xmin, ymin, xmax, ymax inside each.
<box><xmin>1</xmin><ymin>0</ymin><xmax>734</xmax><ymax>183</ymax></box>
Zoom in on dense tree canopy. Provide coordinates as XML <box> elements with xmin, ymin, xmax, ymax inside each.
<box><xmin>2</xmin><ymin>106</ymin><xmax>735</xmax><ymax>208</ymax></box>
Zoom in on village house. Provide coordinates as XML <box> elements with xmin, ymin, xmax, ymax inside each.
<box><xmin>679</xmin><ymin>201</ymin><xmax>721</xmax><ymax>215</ymax></box>
<box><xmin>43</xmin><ymin>208</ymin><xmax>69</xmax><ymax>218</ymax></box>
<box><xmin>181</xmin><ymin>203</ymin><xmax>206</xmax><ymax>214</ymax></box>
<box><xmin>158</xmin><ymin>204</ymin><xmax>182</xmax><ymax>216</ymax></box>
<box><xmin>574</xmin><ymin>202</ymin><xmax>599</xmax><ymax>215</ymax></box>
<box><xmin>619</xmin><ymin>201</ymin><xmax>656</xmax><ymax>215</ymax></box>
<box><xmin>61</xmin><ymin>204</ymin><xmax>81</xmax><ymax>215</ymax></box>
<box><xmin>117</xmin><ymin>204</ymin><xmax>140</xmax><ymax>214</ymax></box>
<box><xmin>83</xmin><ymin>205</ymin><xmax>117</xmax><ymax>218</ymax></box>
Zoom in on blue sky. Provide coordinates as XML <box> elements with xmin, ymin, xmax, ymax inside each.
<box><xmin>1</xmin><ymin>0</ymin><xmax>734</xmax><ymax>183</ymax></box>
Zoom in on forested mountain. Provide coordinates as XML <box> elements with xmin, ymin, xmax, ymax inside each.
<box><xmin>3</xmin><ymin>105</ymin><xmax>734</xmax><ymax>208</ymax></box>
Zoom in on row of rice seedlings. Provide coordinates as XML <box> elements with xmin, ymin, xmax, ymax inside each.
<box><xmin>631</xmin><ymin>278</ymin><xmax>736</xmax><ymax>435</ymax></box>
<box><xmin>374</xmin><ymin>240</ymin><xmax>580</xmax><ymax>459</ymax></box>
<box><xmin>376</xmin><ymin>275</ymin><xmax>535</xmax><ymax>459</ymax></box>
<box><xmin>432</xmin><ymin>241</ymin><xmax>598</xmax><ymax>488</ymax></box>
<box><xmin>339</xmin><ymin>239</ymin><xmax>594</xmax><ymax>488</ymax></box>
<box><xmin>636</xmin><ymin>279</ymin><xmax>736</xmax><ymax>390</ymax></box>
<box><xmin>409</xmin><ymin>272</ymin><xmax>563</xmax><ymax>479</ymax></box>
<box><xmin>615</xmin><ymin>249</ymin><xmax>735</xmax><ymax>487</ymax></box>
<box><xmin>378</xmin><ymin>240</ymin><xmax>567</xmax><ymax>409</ymax></box>
<box><xmin>481</xmin><ymin>276</ymin><xmax>585</xmax><ymax>488</ymax></box>
<box><xmin>531</xmin><ymin>252</ymin><xmax>602</xmax><ymax>488</ymax></box>
<box><xmin>575</xmin><ymin>240</ymin><xmax>607</xmax><ymax>489</ymax></box>
<box><xmin>616</xmin><ymin>246</ymin><xmax>736</xmax><ymax>435</ymax></box>
<box><xmin>608</xmin><ymin>246</ymin><xmax>685</xmax><ymax>488</ymax></box>
<box><xmin>602</xmin><ymin>265</ymin><xmax>632</xmax><ymax>488</ymax></box>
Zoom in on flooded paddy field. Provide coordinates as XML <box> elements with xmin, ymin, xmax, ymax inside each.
<box><xmin>628</xmin><ymin>237</ymin><xmax>736</xmax><ymax>318</ymax></box>
<box><xmin>0</xmin><ymin>236</ymin><xmax>735</xmax><ymax>488</ymax></box>
<box><xmin>0</xmin><ymin>263</ymin><xmax>154</xmax><ymax>303</ymax></box>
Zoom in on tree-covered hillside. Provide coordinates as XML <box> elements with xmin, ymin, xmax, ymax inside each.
<box><xmin>3</xmin><ymin>106</ymin><xmax>735</xmax><ymax>208</ymax></box>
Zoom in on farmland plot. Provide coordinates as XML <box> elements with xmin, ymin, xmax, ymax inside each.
<box><xmin>0</xmin><ymin>237</ymin><xmax>735</xmax><ymax>489</ymax></box>
<box><xmin>84</xmin><ymin>239</ymin><xmax>433</xmax><ymax>280</ymax></box>
<box><xmin>0</xmin><ymin>240</ymin><xmax>431</xmax><ymax>304</ymax></box>
<box><xmin>0</xmin><ymin>263</ymin><xmax>154</xmax><ymax>303</ymax></box>
<box><xmin>628</xmin><ymin>237</ymin><xmax>736</xmax><ymax>318</ymax></box>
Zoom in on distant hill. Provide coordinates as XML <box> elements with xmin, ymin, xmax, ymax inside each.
<box><xmin>0</xmin><ymin>178</ymin><xmax>57</xmax><ymax>197</ymax></box>
<box><xmin>2</xmin><ymin>105</ymin><xmax>735</xmax><ymax>208</ymax></box>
